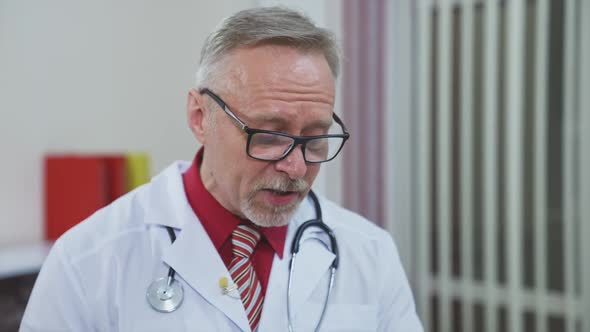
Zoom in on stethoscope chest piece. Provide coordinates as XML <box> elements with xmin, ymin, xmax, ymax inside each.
<box><xmin>146</xmin><ymin>277</ymin><xmax>184</xmax><ymax>313</ymax></box>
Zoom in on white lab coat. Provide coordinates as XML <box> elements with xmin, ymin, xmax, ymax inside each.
<box><xmin>21</xmin><ymin>161</ymin><xmax>423</xmax><ymax>332</ymax></box>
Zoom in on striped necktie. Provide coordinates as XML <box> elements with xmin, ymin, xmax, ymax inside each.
<box><xmin>229</xmin><ymin>224</ymin><xmax>264</xmax><ymax>331</ymax></box>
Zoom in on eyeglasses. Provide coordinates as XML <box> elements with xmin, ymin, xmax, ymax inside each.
<box><xmin>199</xmin><ymin>88</ymin><xmax>350</xmax><ymax>163</ymax></box>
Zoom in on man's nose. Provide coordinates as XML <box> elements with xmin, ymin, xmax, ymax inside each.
<box><xmin>274</xmin><ymin>145</ymin><xmax>307</xmax><ymax>179</ymax></box>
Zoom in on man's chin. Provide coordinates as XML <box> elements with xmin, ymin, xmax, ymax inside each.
<box><xmin>249</xmin><ymin>217</ymin><xmax>290</xmax><ymax>228</ymax></box>
<box><xmin>243</xmin><ymin>201</ymin><xmax>300</xmax><ymax>228</ymax></box>
<box><xmin>241</xmin><ymin>187</ymin><xmax>309</xmax><ymax>227</ymax></box>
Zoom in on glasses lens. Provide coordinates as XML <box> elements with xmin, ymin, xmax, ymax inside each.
<box><xmin>249</xmin><ymin>132</ymin><xmax>295</xmax><ymax>160</ymax></box>
<box><xmin>248</xmin><ymin>132</ymin><xmax>345</xmax><ymax>162</ymax></box>
<box><xmin>305</xmin><ymin>137</ymin><xmax>345</xmax><ymax>162</ymax></box>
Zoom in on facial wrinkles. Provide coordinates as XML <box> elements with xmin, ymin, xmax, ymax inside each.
<box><xmin>212</xmin><ymin>64</ymin><xmax>249</xmax><ymax>107</ymax></box>
<box><xmin>242</xmin><ymin>76</ymin><xmax>334</xmax><ymax>128</ymax></box>
<box><xmin>262</xmin><ymin>66</ymin><xmax>334</xmax><ymax>105</ymax></box>
<box><xmin>251</xmin><ymin>48</ymin><xmax>334</xmax><ymax>103</ymax></box>
<box><xmin>266</xmin><ymin>47</ymin><xmax>328</xmax><ymax>80</ymax></box>
<box><xmin>218</xmin><ymin>47</ymin><xmax>335</xmax><ymax>124</ymax></box>
<box><xmin>253</xmin><ymin>87</ymin><xmax>334</xmax><ymax>106</ymax></box>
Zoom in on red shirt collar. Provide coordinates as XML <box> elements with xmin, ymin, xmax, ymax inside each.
<box><xmin>182</xmin><ymin>148</ymin><xmax>287</xmax><ymax>259</ymax></box>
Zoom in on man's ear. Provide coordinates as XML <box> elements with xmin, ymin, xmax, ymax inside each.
<box><xmin>187</xmin><ymin>89</ymin><xmax>208</xmax><ymax>144</ymax></box>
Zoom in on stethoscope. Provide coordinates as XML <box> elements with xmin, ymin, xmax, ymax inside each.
<box><xmin>146</xmin><ymin>190</ymin><xmax>339</xmax><ymax>332</ymax></box>
<box><xmin>287</xmin><ymin>190</ymin><xmax>339</xmax><ymax>332</ymax></box>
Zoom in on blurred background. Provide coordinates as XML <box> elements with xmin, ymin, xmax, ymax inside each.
<box><xmin>1</xmin><ymin>0</ymin><xmax>588</xmax><ymax>331</ymax></box>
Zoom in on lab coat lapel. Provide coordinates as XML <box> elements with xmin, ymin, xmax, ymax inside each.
<box><xmin>142</xmin><ymin>162</ymin><xmax>250</xmax><ymax>331</ymax></box>
<box><xmin>268</xmin><ymin>196</ymin><xmax>336</xmax><ymax>320</ymax></box>
<box><xmin>258</xmin><ymin>198</ymin><xmax>336</xmax><ymax>331</ymax></box>
<box><xmin>288</xmin><ymin>230</ymin><xmax>335</xmax><ymax>318</ymax></box>
<box><xmin>290</xmin><ymin>196</ymin><xmax>336</xmax><ymax>317</ymax></box>
<box><xmin>161</xmin><ymin>220</ymin><xmax>251</xmax><ymax>332</ymax></box>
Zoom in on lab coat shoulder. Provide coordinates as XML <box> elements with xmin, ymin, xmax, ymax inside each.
<box><xmin>57</xmin><ymin>184</ymin><xmax>150</xmax><ymax>257</ymax></box>
<box><xmin>21</xmin><ymin>178</ymin><xmax>161</xmax><ymax>332</ymax></box>
<box><xmin>319</xmin><ymin>196</ymin><xmax>390</xmax><ymax>241</ymax></box>
<box><xmin>44</xmin><ymin>159</ymin><xmax>185</xmax><ymax>263</ymax></box>
<box><xmin>318</xmin><ymin>196</ymin><xmax>424</xmax><ymax>332</ymax></box>
<box><xmin>318</xmin><ymin>196</ymin><xmax>400</xmax><ymax>266</ymax></box>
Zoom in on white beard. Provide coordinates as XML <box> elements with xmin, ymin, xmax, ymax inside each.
<box><xmin>241</xmin><ymin>176</ymin><xmax>309</xmax><ymax>227</ymax></box>
<box><xmin>241</xmin><ymin>198</ymin><xmax>300</xmax><ymax>227</ymax></box>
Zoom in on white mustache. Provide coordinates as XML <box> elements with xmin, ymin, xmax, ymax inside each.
<box><xmin>252</xmin><ymin>177</ymin><xmax>308</xmax><ymax>194</ymax></box>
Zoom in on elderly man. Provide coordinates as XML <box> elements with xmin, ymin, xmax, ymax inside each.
<box><xmin>21</xmin><ymin>7</ymin><xmax>423</xmax><ymax>332</ymax></box>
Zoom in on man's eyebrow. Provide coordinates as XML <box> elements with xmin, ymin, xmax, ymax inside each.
<box><xmin>249</xmin><ymin>114</ymin><xmax>334</xmax><ymax>129</ymax></box>
<box><xmin>248</xmin><ymin>114</ymin><xmax>289</xmax><ymax>125</ymax></box>
<box><xmin>307</xmin><ymin>118</ymin><xmax>334</xmax><ymax>130</ymax></box>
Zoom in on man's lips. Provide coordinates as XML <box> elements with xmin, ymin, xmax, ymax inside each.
<box><xmin>259</xmin><ymin>189</ymin><xmax>299</xmax><ymax>206</ymax></box>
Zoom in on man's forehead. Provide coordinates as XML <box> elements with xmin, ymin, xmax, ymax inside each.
<box><xmin>221</xmin><ymin>45</ymin><xmax>334</xmax><ymax>88</ymax></box>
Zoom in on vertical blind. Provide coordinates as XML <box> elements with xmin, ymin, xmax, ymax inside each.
<box><xmin>340</xmin><ymin>0</ymin><xmax>588</xmax><ymax>330</ymax></box>
<box><xmin>413</xmin><ymin>0</ymin><xmax>587</xmax><ymax>331</ymax></box>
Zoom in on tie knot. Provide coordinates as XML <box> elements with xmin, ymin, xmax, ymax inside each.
<box><xmin>231</xmin><ymin>224</ymin><xmax>261</xmax><ymax>259</ymax></box>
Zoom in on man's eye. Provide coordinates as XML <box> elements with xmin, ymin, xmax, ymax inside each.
<box><xmin>307</xmin><ymin>138</ymin><xmax>328</xmax><ymax>151</ymax></box>
<box><xmin>252</xmin><ymin>133</ymin><xmax>288</xmax><ymax>146</ymax></box>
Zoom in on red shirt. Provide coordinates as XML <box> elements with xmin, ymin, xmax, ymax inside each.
<box><xmin>182</xmin><ymin>148</ymin><xmax>287</xmax><ymax>296</ymax></box>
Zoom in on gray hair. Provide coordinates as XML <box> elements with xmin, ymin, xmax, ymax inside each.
<box><xmin>195</xmin><ymin>6</ymin><xmax>341</xmax><ymax>89</ymax></box>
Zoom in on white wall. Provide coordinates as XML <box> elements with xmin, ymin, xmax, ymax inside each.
<box><xmin>0</xmin><ymin>0</ymin><xmax>255</xmax><ymax>246</ymax></box>
<box><xmin>0</xmin><ymin>0</ymin><xmax>345</xmax><ymax>247</ymax></box>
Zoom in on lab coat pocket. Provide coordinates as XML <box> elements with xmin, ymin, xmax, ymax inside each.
<box><xmin>294</xmin><ymin>303</ymin><xmax>378</xmax><ymax>332</ymax></box>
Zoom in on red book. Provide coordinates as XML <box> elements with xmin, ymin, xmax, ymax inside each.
<box><xmin>44</xmin><ymin>156</ymin><xmax>108</xmax><ymax>240</ymax></box>
<box><xmin>102</xmin><ymin>155</ymin><xmax>127</xmax><ymax>204</ymax></box>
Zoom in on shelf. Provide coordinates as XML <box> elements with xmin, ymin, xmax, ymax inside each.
<box><xmin>0</xmin><ymin>241</ymin><xmax>53</xmax><ymax>279</ymax></box>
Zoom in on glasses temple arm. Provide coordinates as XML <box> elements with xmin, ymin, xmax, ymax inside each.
<box><xmin>199</xmin><ymin>88</ymin><xmax>248</xmax><ymax>130</ymax></box>
<box><xmin>332</xmin><ymin>113</ymin><xmax>350</xmax><ymax>135</ymax></box>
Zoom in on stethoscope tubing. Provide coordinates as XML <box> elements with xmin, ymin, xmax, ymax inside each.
<box><xmin>286</xmin><ymin>190</ymin><xmax>339</xmax><ymax>332</ymax></box>
<box><xmin>165</xmin><ymin>226</ymin><xmax>177</xmax><ymax>282</ymax></box>
<box><xmin>287</xmin><ymin>254</ymin><xmax>336</xmax><ymax>332</ymax></box>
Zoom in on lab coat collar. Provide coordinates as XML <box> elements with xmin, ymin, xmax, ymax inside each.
<box><xmin>142</xmin><ymin>162</ymin><xmax>337</xmax><ymax>330</ymax></box>
<box><xmin>142</xmin><ymin>161</ymin><xmax>251</xmax><ymax>331</ymax></box>
<box><xmin>162</xmin><ymin>215</ymin><xmax>251</xmax><ymax>332</ymax></box>
<box><xmin>141</xmin><ymin>161</ymin><xmax>192</xmax><ymax>230</ymax></box>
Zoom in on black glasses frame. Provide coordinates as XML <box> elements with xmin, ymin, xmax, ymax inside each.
<box><xmin>199</xmin><ymin>88</ymin><xmax>350</xmax><ymax>163</ymax></box>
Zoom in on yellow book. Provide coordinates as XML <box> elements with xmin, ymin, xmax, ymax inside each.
<box><xmin>125</xmin><ymin>153</ymin><xmax>150</xmax><ymax>191</ymax></box>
